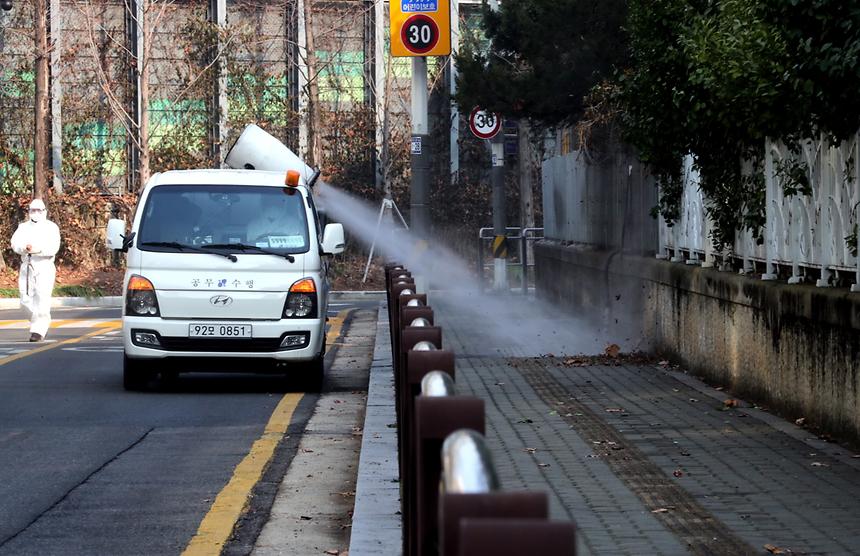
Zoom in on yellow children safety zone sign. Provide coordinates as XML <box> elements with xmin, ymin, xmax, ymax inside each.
<box><xmin>390</xmin><ymin>0</ymin><xmax>451</xmax><ymax>57</ymax></box>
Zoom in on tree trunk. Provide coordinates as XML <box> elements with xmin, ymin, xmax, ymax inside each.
<box><xmin>33</xmin><ymin>0</ymin><xmax>50</xmax><ymax>200</ymax></box>
<box><xmin>304</xmin><ymin>0</ymin><xmax>322</xmax><ymax>167</ymax></box>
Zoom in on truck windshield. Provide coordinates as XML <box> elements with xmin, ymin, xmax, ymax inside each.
<box><xmin>137</xmin><ymin>184</ymin><xmax>310</xmax><ymax>254</ymax></box>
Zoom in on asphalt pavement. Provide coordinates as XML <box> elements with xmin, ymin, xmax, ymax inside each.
<box><xmin>5</xmin><ymin>293</ymin><xmax>860</xmax><ymax>555</ymax></box>
<box><xmin>0</xmin><ymin>298</ymin><xmax>379</xmax><ymax>556</ymax></box>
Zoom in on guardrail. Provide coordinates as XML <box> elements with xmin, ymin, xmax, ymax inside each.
<box><xmin>384</xmin><ymin>263</ymin><xmax>576</xmax><ymax>556</ymax></box>
<box><xmin>476</xmin><ymin>227</ymin><xmax>545</xmax><ymax>294</ymax></box>
<box><xmin>661</xmin><ymin>144</ymin><xmax>860</xmax><ymax>290</ymax></box>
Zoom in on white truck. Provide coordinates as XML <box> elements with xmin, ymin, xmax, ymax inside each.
<box><xmin>106</xmin><ymin>125</ymin><xmax>344</xmax><ymax>391</ymax></box>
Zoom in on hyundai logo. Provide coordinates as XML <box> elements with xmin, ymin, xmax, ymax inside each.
<box><xmin>210</xmin><ymin>295</ymin><xmax>233</xmax><ymax>306</ymax></box>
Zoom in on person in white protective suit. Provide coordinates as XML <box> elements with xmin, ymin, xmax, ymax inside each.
<box><xmin>10</xmin><ymin>199</ymin><xmax>61</xmax><ymax>342</ymax></box>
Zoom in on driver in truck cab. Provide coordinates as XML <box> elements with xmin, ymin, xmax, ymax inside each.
<box><xmin>246</xmin><ymin>194</ymin><xmax>308</xmax><ymax>248</ymax></box>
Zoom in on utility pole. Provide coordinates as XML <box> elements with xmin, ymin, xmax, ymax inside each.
<box><xmin>487</xmin><ymin>0</ymin><xmax>507</xmax><ymax>291</ymax></box>
<box><xmin>49</xmin><ymin>0</ymin><xmax>63</xmax><ymax>195</ymax></box>
<box><xmin>390</xmin><ymin>0</ymin><xmax>451</xmax><ymax>293</ymax></box>
<box><xmin>410</xmin><ymin>56</ymin><xmax>429</xmax><ymax>244</ymax></box>
<box><xmin>490</xmin><ymin>129</ymin><xmax>507</xmax><ymax>290</ymax></box>
<box><xmin>208</xmin><ymin>0</ymin><xmax>227</xmax><ymax>166</ymax></box>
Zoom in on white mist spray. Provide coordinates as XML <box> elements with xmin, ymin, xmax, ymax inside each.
<box><xmin>316</xmin><ymin>182</ymin><xmax>643</xmax><ymax>357</ymax></box>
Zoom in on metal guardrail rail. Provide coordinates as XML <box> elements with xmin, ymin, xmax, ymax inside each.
<box><xmin>477</xmin><ymin>226</ymin><xmax>544</xmax><ymax>293</ymax></box>
<box><xmin>384</xmin><ymin>263</ymin><xmax>576</xmax><ymax>556</ymax></box>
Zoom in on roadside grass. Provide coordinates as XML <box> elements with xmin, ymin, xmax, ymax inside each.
<box><xmin>0</xmin><ymin>285</ymin><xmax>106</xmax><ymax>298</ymax></box>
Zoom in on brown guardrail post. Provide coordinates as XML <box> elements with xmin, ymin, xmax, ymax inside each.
<box><xmin>457</xmin><ymin>517</ymin><xmax>576</xmax><ymax>556</ymax></box>
<box><xmin>391</xmin><ymin>291</ymin><xmax>424</xmax><ymax>369</ymax></box>
<box><xmin>438</xmin><ymin>493</ymin><xmax>549</xmax><ymax>556</ymax></box>
<box><xmin>397</xmin><ymin>330</ymin><xmax>444</xmax><ymax>544</ymax></box>
<box><xmin>402</xmin><ymin>350</ymin><xmax>456</xmax><ymax>556</ymax></box>
<box><xmin>401</xmin><ymin>305</ymin><xmax>435</xmax><ymax>327</ymax></box>
<box><xmin>414</xmin><ymin>399</ymin><xmax>484</xmax><ymax>556</ymax></box>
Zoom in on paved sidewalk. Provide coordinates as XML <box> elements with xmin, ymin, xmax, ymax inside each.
<box><xmin>432</xmin><ymin>295</ymin><xmax>860</xmax><ymax>556</ymax></box>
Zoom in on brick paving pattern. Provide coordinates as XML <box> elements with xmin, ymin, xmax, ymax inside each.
<box><xmin>437</xmin><ymin>302</ymin><xmax>860</xmax><ymax>556</ymax></box>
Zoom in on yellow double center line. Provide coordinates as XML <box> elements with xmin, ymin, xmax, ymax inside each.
<box><xmin>182</xmin><ymin>309</ymin><xmax>351</xmax><ymax>556</ymax></box>
<box><xmin>0</xmin><ymin>321</ymin><xmax>121</xmax><ymax>367</ymax></box>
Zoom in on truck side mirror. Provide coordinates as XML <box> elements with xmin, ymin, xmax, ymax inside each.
<box><xmin>321</xmin><ymin>223</ymin><xmax>345</xmax><ymax>255</ymax></box>
<box><xmin>106</xmin><ymin>219</ymin><xmax>131</xmax><ymax>252</ymax></box>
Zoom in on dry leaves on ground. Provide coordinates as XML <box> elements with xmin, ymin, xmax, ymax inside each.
<box><xmin>604</xmin><ymin>343</ymin><xmax>621</xmax><ymax>358</ymax></box>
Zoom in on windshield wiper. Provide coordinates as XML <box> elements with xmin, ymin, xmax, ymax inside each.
<box><xmin>205</xmin><ymin>243</ymin><xmax>296</xmax><ymax>263</ymax></box>
<box><xmin>139</xmin><ymin>241</ymin><xmax>238</xmax><ymax>262</ymax></box>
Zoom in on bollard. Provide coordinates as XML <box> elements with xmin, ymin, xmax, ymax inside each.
<box><xmin>402</xmin><ymin>350</ymin><xmax>456</xmax><ymax>556</ymax></box>
<box><xmin>397</xmin><ymin>336</ymin><xmax>445</xmax><ymax>475</ymax></box>
<box><xmin>391</xmin><ymin>289</ymin><xmax>425</xmax><ymax>370</ymax></box>
<box><xmin>457</xmin><ymin>518</ymin><xmax>576</xmax><ymax>556</ymax></box>
<box><xmin>421</xmin><ymin>370</ymin><xmax>455</xmax><ymax>396</ymax></box>
<box><xmin>437</xmin><ymin>430</ymin><xmax>551</xmax><ymax>556</ymax></box>
<box><xmin>385</xmin><ymin>265</ymin><xmax>408</xmax><ymax>316</ymax></box>
<box><xmin>401</xmin><ymin>304</ymin><xmax>434</xmax><ymax>336</ymax></box>
<box><xmin>438</xmin><ymin>493</ymin><xmax>550</xmax><ymax>556</ymax></box>
<box><xmin>414</xmin><ymin>402</ymin><xmax>484</xmax><ymax>556</ymax></box>
<box><xmin>399</xmin><ymin>327</ymin><xmax>442</xmax><ymax>382</ymax></box>
<box><xmin>385</xmin><ymin>265</ymin><xmax>409</xmax><ymax>291</ymax></box>
<box><xmin>398</xmin><ymin>337</ymin><xmax>449</xmax><ymax>552</ymax></box>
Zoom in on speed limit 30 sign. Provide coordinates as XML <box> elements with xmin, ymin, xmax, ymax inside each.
<box><xmin>390</xmin><ymin>0</ymin><xmax>451</xmax><ymax>57</ymax></box>
<box><xmin>469</xmin><ymin>107</ymin><xmax>502</xmax><ymax>140</ymax></box>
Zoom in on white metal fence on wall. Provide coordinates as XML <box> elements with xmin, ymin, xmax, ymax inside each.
<box><xmin>659</xmin><ymin>134</ymin><xmax>860</xmax><ymax>292</ymax></box>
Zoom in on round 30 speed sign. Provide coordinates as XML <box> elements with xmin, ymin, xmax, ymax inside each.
<box><xmin>401</xmin><ymin>14</ymin><xmax>440</xmax><ymax>54</ymax></box>
<box><xmin>469</xmin><ymin>107</ymin><xmax>502</xmax><ymax>140</ymax></box>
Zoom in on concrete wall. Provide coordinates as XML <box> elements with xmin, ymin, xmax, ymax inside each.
<box><xmin>535</xmin><ymin>241</ymin><xmax>860</xmax><ymax>443</ymax></box>
<box><xmin>541</xmin><ymin>148</ymin><xmax>657</xmax><ymax>254</ymax></box>
<box><xmin>537</xmin><ymin>146</ymin><xmax>860</xmax><ymax>443</ymax></box>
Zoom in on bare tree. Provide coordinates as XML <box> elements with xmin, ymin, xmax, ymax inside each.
<box><xmin>78</xmin><ymin>0</ymin><xmax>231</xmax><ymax>189</ymax></box>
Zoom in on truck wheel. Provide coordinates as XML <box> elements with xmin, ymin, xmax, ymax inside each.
<box><xmin>123</xmin><ymin>354</ymin><xmax>154</xmax><ymax>391</ymax></box>
<box><xmin>302</xmin><ymin>339</ymin><xmax>326</xmax><ymax>392</ymax></box>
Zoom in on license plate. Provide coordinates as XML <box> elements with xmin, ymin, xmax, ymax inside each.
<box><xmin>188</xmin><ymin>323</ymin><xmax>252</xmax><ymax>338</ymax></box>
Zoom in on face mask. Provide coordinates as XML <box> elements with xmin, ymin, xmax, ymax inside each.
<box><xmin>29</xmin><ymin>210</ymin><xmax>44</xmax><ymax>223</ymax></box>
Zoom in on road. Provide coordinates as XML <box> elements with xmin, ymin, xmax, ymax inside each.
<box><xmin>0</xmin><ymin>299</ymin><xmax>378</xmax><ymax>555</ymax></box>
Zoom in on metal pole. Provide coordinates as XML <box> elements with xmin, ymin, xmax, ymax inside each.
<box><xmin>411</xmin><ymin>56</ymin><xmax>430</xmax><ymax>293</ymax></box>
<box><xmin>49</xmin><ymin>0</ymin><xmax>64</xmax><ymax>194</ymax></box>
<box><xmin>296</xmin><ymin>0</ymin><xmax>309</xmax><ymax>157</ymax></box>
<box><xmin>521</xmin><ymin>232</ymin><xmax>528</xmax><ymax>295</ymax></box>
<box><xmin>491</xmin><ymin>132</ymin><xmax>507</xmax><ymax>290</ymax></box>
<box><xmin>449</xmin><ymin>0</ymin><xmax>459</xmax><ymax>182</ymax></box>
<box><xmin>208</xmin><ymin>0</ymin><xmax>227</xmax><ymax>166</ymax></box>
<box><xmin>487</xmin><ymin>0</ymin><xmax>506</xmax><ymax>292</ymax></box>
<box><xmin>125</xmin><ymin>0</ymin><xmax>142</xmax><ymax>193</ymax></box>
<box><xmin>373</xmin><ymin>0</ymin><xmax>386</xmax><ymax>190</ymax></box>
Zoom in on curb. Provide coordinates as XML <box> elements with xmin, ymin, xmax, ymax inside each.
<box><xmin>349</xmin><ymin>302</ymin><xmax>402</xmax><ymax>556</ymax></box>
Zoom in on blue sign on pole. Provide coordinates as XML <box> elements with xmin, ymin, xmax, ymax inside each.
<box><xmin>402</xmin><ymin>0</ymin><xmax>438</xmax><ymax>13</ymax></box>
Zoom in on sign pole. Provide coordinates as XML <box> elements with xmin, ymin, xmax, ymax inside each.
<box><xmin>390</xmin><ymin>0</ymin><xmax>450</xmax><ymax>295</ymax></box>
<box><xmin>491</xmin><ymin>130</ymin><xmax>507</xmax><ymax>291</ymax></box>
<box><xmin>468</xmin><ymin>107</ymin><xmax>507</xmax><ymax>291</ymax></box>
<box><xmin>411</xmin><ymin>56</ymin><xmax>430</xmax><ymax>293</ymax></box>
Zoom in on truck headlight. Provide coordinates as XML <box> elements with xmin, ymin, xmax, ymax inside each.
<box><xmin>126</xmin><ymin>275</ymin><xmax>160</xmax><ymax>317</ymax></box>
<box><xmin>283</xmin><ymin>278</ymin><xmax>317</xmax><ymax>318</ymax></box>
